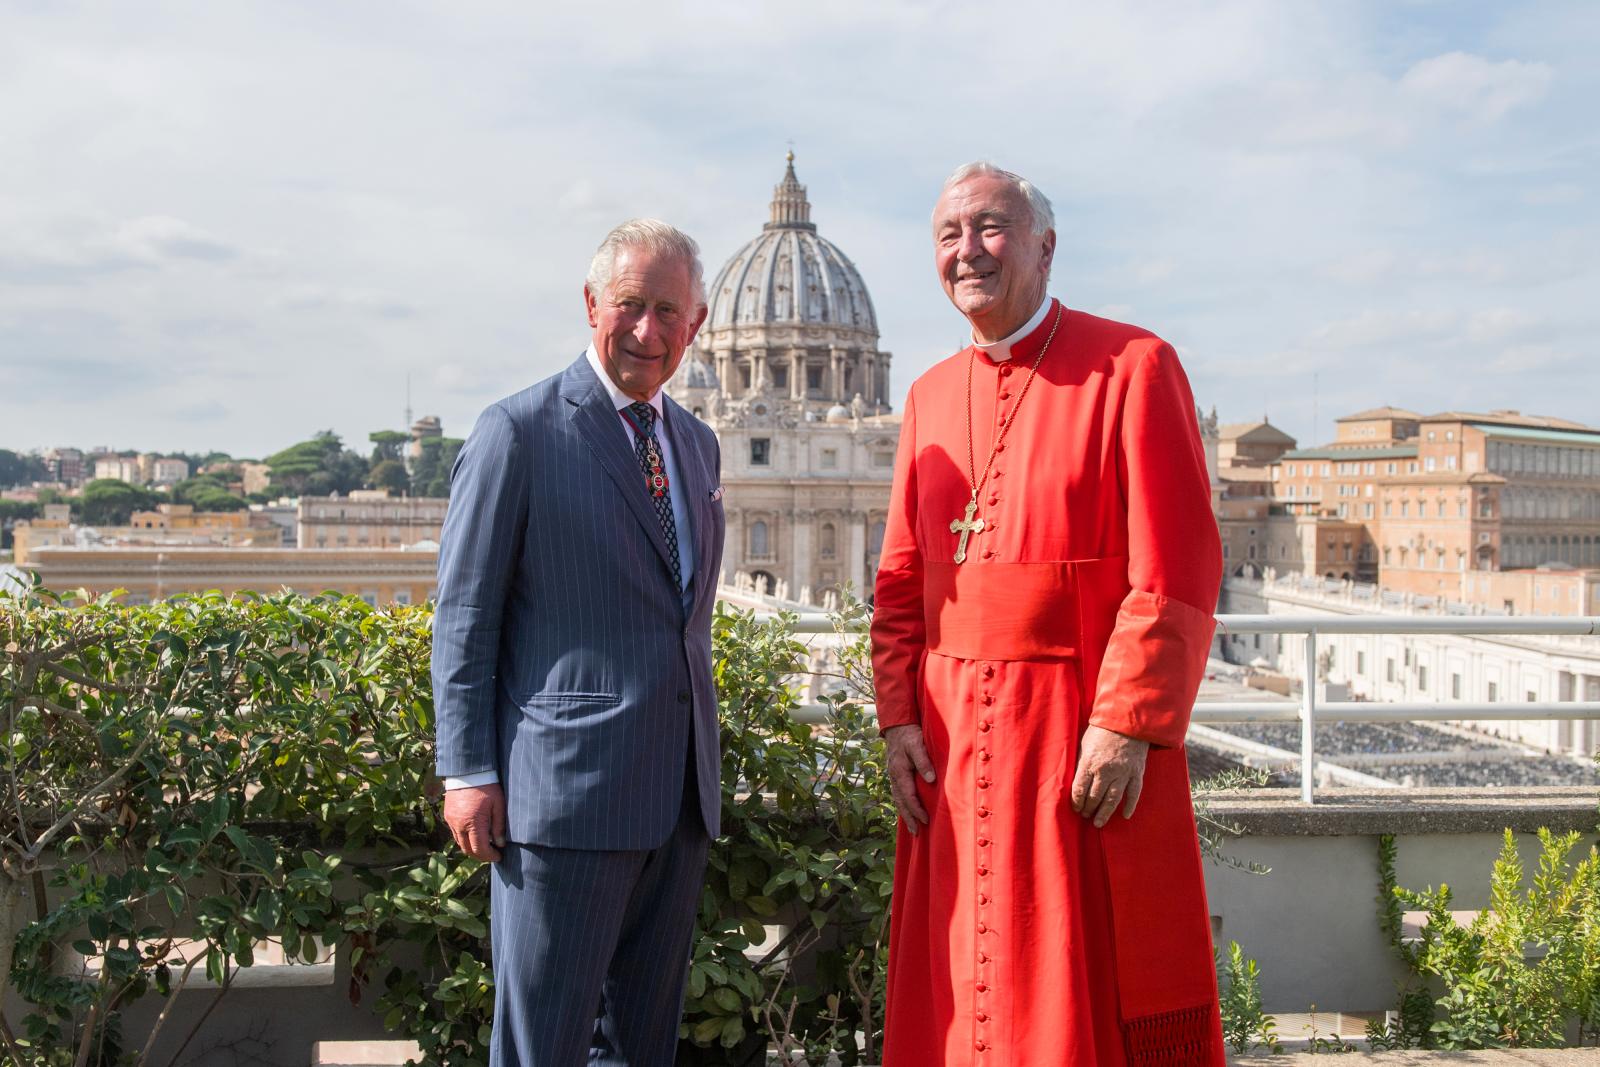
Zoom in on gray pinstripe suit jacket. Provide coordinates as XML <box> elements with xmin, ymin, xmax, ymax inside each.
<box><xmin>431</xmin><ymin>354</ymin><xmax>725</xmax><ymax>849</ymax></box>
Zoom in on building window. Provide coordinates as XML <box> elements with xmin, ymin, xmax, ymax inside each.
<box><xmin>1445</xmin><ymin>455</ymin><xmax>1457</xmax><ymax>470</ymax></box>
<box><xmin>1356</xmin><ymin>650</ymin><xmax>1366</xmax><ymax>675</ymax></box>
<box><xmin>771</xmin><ymin>365</ymin><xmax>788</xmax><ymax>390</ymax></box>
<box><xmin>872</xmin><ymin>451</ymin><xmax>894</xmax><ymax>469</ymax></box>
<box><xmin>806</xmin><ymin>364</ymin><xmax>824</xmax><ymax>391</ymax></box>
<box><xmin>820</xmin><ymin>523</ymin><xmax>837</xmax><ymax>558</ymax></box>
<box><xmin>1418</xmin><ymin>665</ymin><xmax>1429</xmax><ymax>691</ymax></box>
<box><xmin>394</xmin><ymin>589</ymin><xmax>412</xmax><ymax>606</ymax></box>
<box><xmin>870</xmin><ymin>521</ymin><xmax>886</xmax><ymax>555</ymax></box>
<box><xmin>749</xmin><ymin>520</ymin><xmax>770</xmax><ymax>558</ymax></box>
<box><xmin>1451</xmin><ymin>673</ymin><xmax>1462</xmax><ymax>699</ymax></box>
<box><xmin>1487</xmin><ymin>681</ymin><xmax>1498</xmax><ymax>702</ymax></box>
<box><xmin>1386</xmin><ymin>658</ymin><xmax>1395</xmax><ymax>683</ymax></box>
<box><xmin>1364</xmin><ymin>503</ymin><xmax>1374</xmax><ymax>518</ymax></box>
<box><xmin>820</xmin><ymin>448</ymin><xmax>838</xmax><ymax>469</ymax></box>
<box><xmin>750</xmin><ymin>438</ymin><xmax>771</xmax><ymax>466</ymax></box>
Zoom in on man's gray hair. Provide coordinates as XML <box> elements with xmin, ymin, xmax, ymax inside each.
<box><xmin>939</xmin><ymin>161</ymin><xmax>1055</xmax><ymax>236</ymax></box>
<box><xmin>586</xmin><ymin>218</ymin><xmax>707</xmax><ymax>308</ymax></box>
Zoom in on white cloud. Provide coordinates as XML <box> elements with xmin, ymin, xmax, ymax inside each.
<box><xmin>1399</xmin><ymin>52</ymin><xmax>1554</xmax><ymax>122</ymax></box>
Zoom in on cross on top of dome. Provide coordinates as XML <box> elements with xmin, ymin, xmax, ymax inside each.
<box><xmin>765</xmin><ymin>150</ymin><xmax>815</xmax><ymax>232</ymax></box>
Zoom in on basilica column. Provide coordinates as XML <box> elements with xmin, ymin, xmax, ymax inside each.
<box><xmin>791</xmin><ymin>508</ymin><xmax>814</xmax><ymax>600</ymax></box>
<box><xmin>724</xmin><ymin>508</ymin><xmax>745</xmax><ymax>586</ymax></box>
<box><xmin>716</xmin><ymin>351</ymin><xmax>733</xmax><ymax>397</ymax></box>
<box><xmin>751</xmin><ymin>348</ymin><xmax>768</xmax><ymax>391</ymax></box>
<box><xmin>863</xmin><ymin>351</ymin><xmax>879</xmax><ymax>407</ymax></box>
<box><xmin>879</xmin><ymin>350</ymin><xmax>893</xmax><ymax>408</ymax></box>
<box><xmin>790</xmin><ymin>349</ymin><xmax>805</xmax><ymax>400</ymax></box>
<box><xmin>830</xmin><ymin>347</ymin><xmax>846</xmax><ymax>402</ymax></box>
<box><xmin>848</xmin><ymin>509</ymin><xmax>868</xmax><ymax>596</ymax></box>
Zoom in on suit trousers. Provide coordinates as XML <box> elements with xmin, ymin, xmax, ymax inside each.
<box><xmin>489</xmin><ymin>772</ymin><xmax>709</xmax><ymax>1067</ymax></box>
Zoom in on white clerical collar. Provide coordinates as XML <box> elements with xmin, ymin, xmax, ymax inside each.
<box><xmin>973</xmin><ymin>296</ymin><xmax>1053</xmax><ymax>363</ymax></box>
<box><xmin>585</xmin><ymin>344</ymin><xmax>664</xmax><ymax>419</ymax></box>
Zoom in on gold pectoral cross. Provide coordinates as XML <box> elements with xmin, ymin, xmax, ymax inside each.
<box><xmin>950</xmin><ymin>494</ymin><xmax>985</xmax><ymax>564</ymax></box>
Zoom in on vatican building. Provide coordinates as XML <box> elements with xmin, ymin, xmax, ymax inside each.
<box><xmin>668</xmin><ymin>154</ymin><xmax>902</xmax><ymax>603</ymax></box>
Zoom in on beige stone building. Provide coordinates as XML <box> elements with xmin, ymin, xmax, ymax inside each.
<box><xmin>21</xmin><ymin>546</ymin><xmax>436</xmax><ymax>606</ymax></box>
<box><xmin>668</xmin><ymin>154</ymin><xmax>900</xmax><ymax>601</ymax></box>
<box><xmin>296</xmin><ymin>491</ymin><xmax>448</xmax><ymax>549</ymax></box>
<box><xmin>1214</xmin><ymin>418</ymin><xmax>1295</xmax><ymax>577</ymax></box>
<box><xmin>13</xmin><ymin>504</ymin><xmax>282</xmax><ymax>565</ymax></box>
<box><xmin>1262</xmin><ymin>406</ymin><xmax>1600</xmax><ymax>606</ymax></box>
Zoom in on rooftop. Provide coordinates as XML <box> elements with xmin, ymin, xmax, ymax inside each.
<box><xmin>1279</xmin><ymin>444</ymin><xmax>1420</xmax><ymax>461</ymax></box>
<box><xmin>1335</xmin><ymin>406</ymin><xmax>1422</xmax><ymax>422</ymax></box>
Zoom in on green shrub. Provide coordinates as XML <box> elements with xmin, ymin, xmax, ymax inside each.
<box><xmin>1377</xmin><ymin>828</ymin><xmax>1600</xmax><ymax>1049</ymax></box>
<box><xmin>0</xmin><ymin>586</ymin><xmax>890</xmax><ymax>1066</ymax></box>
<box><xmin>1216</xmin><ymin>940</ymin><xmax>1280</xmax><ymax>1055</ymax></box>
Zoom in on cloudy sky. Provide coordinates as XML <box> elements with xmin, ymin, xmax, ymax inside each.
<box><xmin>2</xmin><ymin>1</ymin><xmax>1595</xmax><ymax>458</ymax></box>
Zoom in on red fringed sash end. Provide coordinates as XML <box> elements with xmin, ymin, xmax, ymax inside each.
<box><xmin>1122</xmin><ymin>1003</ymin><xmax>1223</xmax><ymax>1067</ymax></box>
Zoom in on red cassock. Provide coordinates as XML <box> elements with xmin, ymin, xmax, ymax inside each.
<box><xmin>871</xmin><ymin>301</ymin><xmax>1226</xmax><ymax>1067</ymax></box>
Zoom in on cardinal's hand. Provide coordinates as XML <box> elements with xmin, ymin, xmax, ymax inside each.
<box><xmin>883</xmin><ymin>724</ymin><xmax>936</xmax><ymax>834</ymax></box>
<box><xmin>1071</xmin><ymin>725</ymin><xmax>1149</xmax><ymax>828</ymax></box>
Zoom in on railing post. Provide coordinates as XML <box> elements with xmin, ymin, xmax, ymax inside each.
<box><xmin>1301</xmin><ymin>630</ymin><xmax>1317</xmax><ymax>804</ymax></box>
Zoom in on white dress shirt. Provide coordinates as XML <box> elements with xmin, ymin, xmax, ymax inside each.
<box><xmin>972</xmin><ymin>295</ymin><xmax>1053</xmax><ymax>363</ymax></box>
<box><xmin>444</xmin><ymin>346</ymin><xmax>697</xmax><ymax>792</ymax></box>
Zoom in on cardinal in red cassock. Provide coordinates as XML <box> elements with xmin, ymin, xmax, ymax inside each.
<box><xmin>871</xmin><ymin>162</ymin><xmax>1226</xmax><ymax>1067</ymax></box>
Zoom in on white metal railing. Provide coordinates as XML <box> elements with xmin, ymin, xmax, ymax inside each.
<box><xmin>781</xmin><ymin>611</ymin><xmax>1600</xmax><ymax>804</ymax></box>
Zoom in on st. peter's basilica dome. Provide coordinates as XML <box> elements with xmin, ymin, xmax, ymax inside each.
<box><xmin>703</xmin><ymin>153</ymin><xmax>877</xmax><ymax>338</ymax></box>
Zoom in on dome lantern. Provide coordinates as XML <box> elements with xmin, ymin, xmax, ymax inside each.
<box><xmin>765</xmin><ymin>151</ymin><xmax>815</xmax><ymax>232</ymax></box>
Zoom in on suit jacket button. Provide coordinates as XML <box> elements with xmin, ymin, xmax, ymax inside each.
<box><xmin>677</xmin><ymin>690</ymin><xmax>691</xmax><ymax>703</ymax></box>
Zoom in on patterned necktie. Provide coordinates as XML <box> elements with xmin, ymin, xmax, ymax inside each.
<box><xmin>626</xmin><ymin>401</ymin><xmax>682</xmax><ymax>591</ymax></box>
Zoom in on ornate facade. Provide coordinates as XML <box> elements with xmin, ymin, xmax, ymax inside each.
<box><xmin>669</xmin><ymin>155</ymin><xmax>901</xmax><ymax>602</ymax></box>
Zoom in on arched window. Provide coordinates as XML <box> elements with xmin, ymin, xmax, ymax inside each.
<box><xmin>820</xmin><ymin>523</ymin><xmax>837</xmax><ymax>558</ymax></box>
<box><xmin>750</xmin><ymin>520</ymin><xmax>769</xmax><ymax>558</ymax></box>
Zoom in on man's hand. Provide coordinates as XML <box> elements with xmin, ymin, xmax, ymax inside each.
<box><xmin>883</xmin><ymin>724</ymin><xmax>936</xmax><ymax>834</ymax></box>
<box><xmin>443</xmin><ymin>783</ymin><xmax>508</xmax><ymax>862</ymax></box>
<box><xmin>1070</xmin><ymin>725</ymin><xmax>1150</xmax><ymax>828</ymax></box>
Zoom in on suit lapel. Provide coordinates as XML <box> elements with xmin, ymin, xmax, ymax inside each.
<box><xmin>560</xmin><ymin>357</ymin><xmax>677</xmax><ymax>580</ymax></box>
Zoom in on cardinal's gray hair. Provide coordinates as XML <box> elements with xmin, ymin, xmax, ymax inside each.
<box><xmin>938</xmin><ymin>161</ymin><xmax>1055</xmax><ymax>236</ymax></box>
<box><xmin>586</xmin><ymin>218</ymin><xmax>706</xmax><ymax>308</ymax></box>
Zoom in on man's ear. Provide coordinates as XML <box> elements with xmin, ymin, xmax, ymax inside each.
<box><xmin>1039</xmin><ymin>229</ymin><xmax>1057</xmax><ymax>278</ymax></box>
<box><xmin>685</xmin><ymin>304</ymin><xmax>709</xmax><ymax>347</ymax></box>
<box><xmin>584</xmin><ymin>284</ymin><xmax>600</xmax><ymax>328</ymax></box>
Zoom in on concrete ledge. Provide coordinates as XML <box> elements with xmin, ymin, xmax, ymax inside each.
<box><xmin>1234</xmin><ymin>1053</ymin><xmax>1598</xmax><ymax>1065</ymax></box>
<box><xmin>1207</xmin><ymin>787</ymin><xmax>1600</xmax><ymax>837</ymax></box>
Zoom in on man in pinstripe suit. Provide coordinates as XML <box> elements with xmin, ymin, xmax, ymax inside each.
<box><xmin>432</xmin><ymin>218</ymin><xmax>724</xmax><ymax>1066</ymax></box>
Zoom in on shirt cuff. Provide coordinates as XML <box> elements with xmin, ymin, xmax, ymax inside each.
<box><xmin>443</xmin><ymin>770</ymin><xmax>500</xmax><ymax>790</ymax></box>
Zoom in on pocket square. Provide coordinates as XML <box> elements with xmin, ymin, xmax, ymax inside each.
<box><xmin>709</xmin><ymin>486</ymin><xmax>724</xmax><ymax>501</ymax></box>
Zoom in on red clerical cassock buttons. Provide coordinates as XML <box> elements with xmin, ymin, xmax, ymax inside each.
<box><xmin>977</xmin><ymin>922</ymin><xmax>988</xmax><ymax>933</ymax></box>
<box><xmin>976</xmin><ymin>1011</ymin><xmax>989</xmax><ymax>1022</ymax></box>
<box><xmin>975</xmin><ymin>982</ymin><xmax>988</xmax><ymax>993</ymax></box>
<box><xmin>976</xmin><ymin>1041</ymin><xmax>987</xmax><ymax>1052</ymax></box>
<box><xmin>981</xmin><ymin>664</ymin><xmax>994</xmax><ymax>678</ymax></box>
